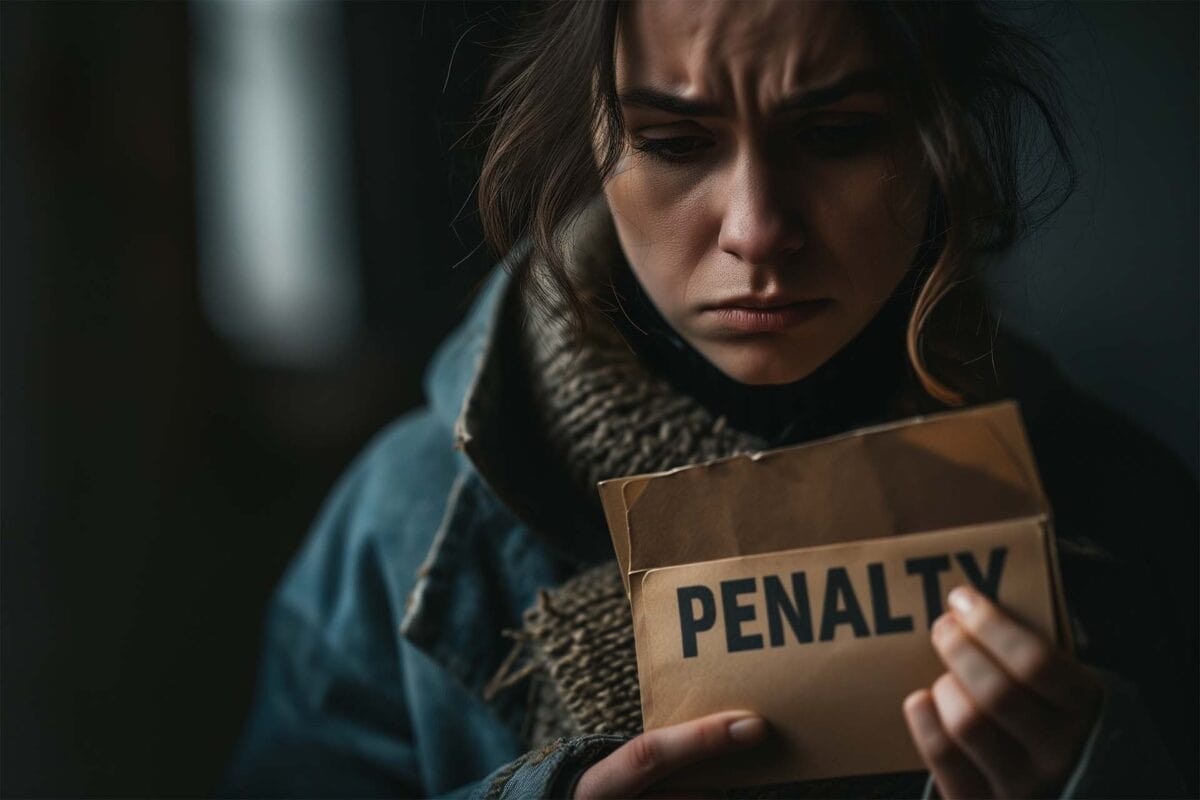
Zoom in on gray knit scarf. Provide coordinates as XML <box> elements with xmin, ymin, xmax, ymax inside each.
<box><xmin>489</xmin><ymin>202</ymin><xmax>930</xmax><ymax>798</ymax></box>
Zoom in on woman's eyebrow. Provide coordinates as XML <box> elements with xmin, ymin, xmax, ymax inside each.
<box><xmin>618</xmin><ymin>88</ymin><xmax>722</xmax><ymax>117</ymax></box>
<box><xmin>774</xmin><ymin>69</ymin><xmax>889</xmax><ymax>113</ymax></box>
<box><xmin>618</xmin><ymin>68</ymin><xmax>888</xmax><ymax>118</ymax></box>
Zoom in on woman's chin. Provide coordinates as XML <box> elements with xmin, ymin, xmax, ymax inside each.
<box><xmin>699</xmin><ymin>339</ymin><xmax>831</xmax><ymax>386</ymax></box>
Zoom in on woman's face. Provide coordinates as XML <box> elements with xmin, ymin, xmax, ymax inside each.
<box><xmin>603</xmin><ymin>0</ymin><xmax>931</xmax><ymax>385</ymax></box>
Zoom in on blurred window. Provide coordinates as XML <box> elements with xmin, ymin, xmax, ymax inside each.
<box><xmin>191</xmin><ymin>0</ymin><xmax>360</xmax><ymax>366</ymax></box>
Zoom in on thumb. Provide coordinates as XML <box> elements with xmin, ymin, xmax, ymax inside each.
<box><xmin>574</xmin><ymin>711</ymin><xmax>767</xmax><ymax>799</ymax></box>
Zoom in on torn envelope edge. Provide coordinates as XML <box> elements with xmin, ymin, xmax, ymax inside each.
<box><xmin>598</xmin><ymin>400</ymin><xmax>1049</xmax><ymax>592</ymax></box>
<box><xmin>597</xmin><ymin>474</ymin><xmax>652</xmax><ymax>595</ymax></box>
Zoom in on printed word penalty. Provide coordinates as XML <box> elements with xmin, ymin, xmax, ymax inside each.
<box><xmin>675</xmin><ymin>548</ymin><xmax>1007</xmax><ymax>658</ymax></box>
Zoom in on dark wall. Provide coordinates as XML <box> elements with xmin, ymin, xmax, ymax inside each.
<box><xmin>2</xmin><ymin>2</ymin><xmax>505</xmax><ymax>795</ymax></box>
<box><xmin>991</xmin><ymin>1</ymin><xmax>1199</xmax><ymax>479</ymax></box>
<box><xmin>1</xmin><ymin>2</ymin><xmax>1196</xmax><ymax>796</ymax></box>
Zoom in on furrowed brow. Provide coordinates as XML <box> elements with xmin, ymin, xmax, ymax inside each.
<box><xmin>618</xmin><ymin>69</ymin><xmax>889</xmax><ymax>119</ymax></box>
<box><xmin>618</xmin><ymin>88</ymin><xmax>723</xmax><ymax>117</ymax></box>
<box><xmin>773</xmin><ymin>69</ymin><xmax>890</xmax><ymax>113</ymax></box>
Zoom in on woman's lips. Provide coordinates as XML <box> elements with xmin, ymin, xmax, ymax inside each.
<box><xmin>703</xmin><ymin>298</ymin><xmax>833</xmax><ymax>333</ymax></box>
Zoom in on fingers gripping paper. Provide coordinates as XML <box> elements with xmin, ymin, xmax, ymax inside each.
<box><xmin>598</xmin><ymin>402</ymin><xmax>1071</xmax><ymax>786</ymax></box>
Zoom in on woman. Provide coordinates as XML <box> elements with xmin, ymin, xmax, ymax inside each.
<box><xmin>225</xmin><ymin>2</ymin><xmax>1197</xmax><ymax>798</ymax></box>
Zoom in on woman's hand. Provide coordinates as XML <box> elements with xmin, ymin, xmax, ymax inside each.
<box><xmin>903</xmin><ymin>585</ymin><xmax>1103</xmax><ymax>799</ymax></box>
<box><xmin>573</xmin><ymin>710</ymin><xmax>767</xmax><ymax>799</ymax></box>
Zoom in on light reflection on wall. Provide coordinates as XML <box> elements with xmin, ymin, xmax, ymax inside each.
<box><xmin>191</xmin><ymin>0</ymin><xmax>360</xmax><ymax>367</ymax></box>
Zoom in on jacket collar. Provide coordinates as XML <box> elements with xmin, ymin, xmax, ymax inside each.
<box><xmin>403</xmin><ymin>248</ymin><xmax>582</xmax><ymax>718</ymax></box>
<box><xmin>426</xmin><ymin>195</ymin><xmax>617</xmax><ymax>471</ymax></box>
<box><xmin>427</xmin><ymin>233</ymin><xmax>615</xmax><ymax>561</ymax></box>
<box><xmin>423</xmin><ymin>253</ymin><xmax>523</xmax><ymax>451</ymax></box>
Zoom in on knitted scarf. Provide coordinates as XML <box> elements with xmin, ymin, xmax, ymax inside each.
<box><xmin>491</xmin><ymin>201</ymin><xmax>935</xmax><ymax>797</ymax></box>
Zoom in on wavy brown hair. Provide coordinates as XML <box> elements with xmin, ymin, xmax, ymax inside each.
<box><xmin>473</xmin><ymin>1</ymin><xmax>1076</xmax><ymax>405</ymax></box>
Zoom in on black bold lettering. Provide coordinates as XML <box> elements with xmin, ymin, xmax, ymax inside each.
<box><xmin>818</xmin><ymin>567</ymin><xmax>870</xmax><ymax>641</ymax></box>
<box><xmin>764</xmin><ymin>572</ymin><xmax>814</xmax><ymax>647</ymax></box>
<box><xmin>721</xmin><ymin>578</ymin><xmax>763</xmax><ymax>652</ymax></box>
<box><xmin>906</xmin><ymin>555</ymin><xmax>952</xmax><ymax>628</ymax></box>
<box><xmin>677</xmin><ymin>585</ymin><xmax>716</xmax><ymax>658</ymax></box>
<box><xmin>955</xmin><ymin>548</ymin><xmax>1008</xmax><ymax>600</ymax></box>
<box><xmin>868</xmin><ymin>562</ymin><xmax>914</xmax><ymax>635</ymax></box>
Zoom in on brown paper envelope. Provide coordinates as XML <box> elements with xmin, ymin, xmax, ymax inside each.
<box><xmin>630</xmin><ymin>516</ymin><xmax>1058</xmax><ymax>787</ymax></box>
<box><xmin>598</xmin><ymin>475</ymin><xmax>655</xmax><ymax>594</ymax></box>
<box><xmin>601</xmin><ymin>401</ymin><xmax>1049</xmax><ymax>580</ymax></box>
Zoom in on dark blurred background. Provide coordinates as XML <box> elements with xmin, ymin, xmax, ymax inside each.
<box><xmin>1</xmin><ymin>2</ymin><xmax>1196</xmax><ymax>796</ymax></box>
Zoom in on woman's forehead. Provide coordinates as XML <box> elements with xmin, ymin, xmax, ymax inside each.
<box><xmin>616</xmin><ymin>0</ymin><xmax>875</xmax><ymax>108</ymax></box>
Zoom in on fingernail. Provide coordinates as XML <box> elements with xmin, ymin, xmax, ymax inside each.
<box><xmin>728</xmin><ymin>716</ymin><xmax>767</xmax><ymax>744</ymax></box>
<box><xmin>903</xmin><ymin>691</ymin><xmax>940</xmax><ymax>737</ymax></box>
<box><xmin>931</xmin><ymin>613</ymin><xmax>954</xmax><ymax>639</ymax></box>
<box><xmin>902</xmin><ymin>689</ymin><xmax>928</xmax><ymax>713</ymax></box>
<box><xmin>948</xmin><ymin>586</ymin><xmax>975</xmax><ymax>614</ymax></box>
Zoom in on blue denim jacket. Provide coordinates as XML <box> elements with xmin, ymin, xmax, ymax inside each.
<box><xmin>224</xmin><ymin>267</ymin><xmax>1195</xmax><ymax>798</ymax></box>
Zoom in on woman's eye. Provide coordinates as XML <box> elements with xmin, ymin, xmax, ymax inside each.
<box><xmin>796</xmin><ymin>122</ymin><xmax>885</xmax><ymax>158</ymax></box>
<box><xmin>632</xmin><ymin>135</ymin><xmax>712</xmax><ymax>164</ymax></box>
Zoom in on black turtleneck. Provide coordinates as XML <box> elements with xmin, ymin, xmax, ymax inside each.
<box><xmin>605</xmin><ymin>262</ymin><xmax>928</xmax><ymax>448</ymax></box>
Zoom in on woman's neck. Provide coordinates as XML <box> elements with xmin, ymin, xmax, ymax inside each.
<box><xmin>606</xmin><ymin>263</ymin><xmax>921</xmax><ymax>447</ymax></box>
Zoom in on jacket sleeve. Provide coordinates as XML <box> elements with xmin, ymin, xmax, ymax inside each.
<box><xmin>1020</xmin><ymin>382</ymin><xmax>1198</xmax><ymax>797</ymax></box>
<box><xmin>1041</xmin><ymin>540</ymin><xmax>1195</xmax><ymax>799</ymax></box>
<box><xmin>447</xmin><ymin>737</ymin><xmax>627</xmax><ymax>800</ymax></box>
<box><xmin>221</xmin><ymin>593</ymin><xmax>624</xmax><ymax>798</ymax></box>
<box><xmin>1054</xmin><ymin>670</ymin><xmax>1187</xmax><ymax>799</ymax></box>
<box><xmin>221</xmin><ymin>598</ymin><xmax>423</xmax><ymax>797</ymax></box>
<box><xmin>220</xmin><ymin>412</ymin><xmax>623</xmax><ymax>798</ymax></box>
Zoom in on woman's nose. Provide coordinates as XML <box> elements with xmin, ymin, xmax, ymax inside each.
<box><xmin>716</xmin><ymin>153</ymin><xmax>806</xmax><ymax>267</ymax></box>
